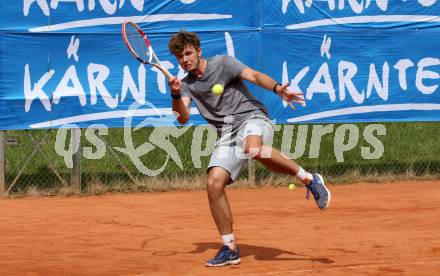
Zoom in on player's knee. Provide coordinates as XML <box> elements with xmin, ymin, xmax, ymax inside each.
<box><xmin>206</xmin><ymin>175</ymin><xmax>226</xmax><ymax>199</ymax></box>
<box><xmin>243</xmin><ymin>145</ymin><xmax>262</xmax><ymax>159</ymax></box>
<box><xmin>243</xmin><ymin>135</ymin><xmax>263</xmax><ymax>158</ymax></box>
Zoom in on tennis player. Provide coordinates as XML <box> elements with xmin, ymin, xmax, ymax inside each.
<box><xmin>167</xmin><ymin>30</ymin><xmax>331</xmax><ymax>267</ymax></box>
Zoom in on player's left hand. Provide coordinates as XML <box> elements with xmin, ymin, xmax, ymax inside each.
<box><xmin>275</xmin><ymin>82</ymin><xmax>305</xmax><ymax>109</ymax></box>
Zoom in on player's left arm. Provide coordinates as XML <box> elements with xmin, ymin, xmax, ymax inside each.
<box><xmin>240</xmin><ymin>67</ymin><xmax>304</xmax><ymax>106</ymax></box>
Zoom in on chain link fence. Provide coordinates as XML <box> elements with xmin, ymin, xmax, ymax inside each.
<box><xmin>2</xmin><ymin>122</ymin><xmax>439</xmax><ymax>196</ymax></box>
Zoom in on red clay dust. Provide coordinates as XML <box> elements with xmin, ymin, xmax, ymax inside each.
<box><xmin>0</xmin><ymin>180</ymin><xmax>439</xmax><ymax>275</ymax></box>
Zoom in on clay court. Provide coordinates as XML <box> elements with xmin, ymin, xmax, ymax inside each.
<box><xmin>0</xmin><ymin>180</ymin><xmax>439</xmax><ymax>275</ymax></box>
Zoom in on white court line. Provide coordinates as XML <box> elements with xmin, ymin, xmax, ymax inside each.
<box><xmin>239</xmin><ymin>260</ymin><xmax>440</xmax><ymax>275</ymax></box>
<box><xmin>29</xmin><ymin>13</ymin><xmax>232</xmax><ymax>32</ymax></box>
<box><xmin>286</xmin><ymin>15</ymin><xmax>440</xmax><ymax>30</ymax></box>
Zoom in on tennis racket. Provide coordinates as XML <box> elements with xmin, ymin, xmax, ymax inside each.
<box><xmin>122</xmin><ymin>21</ymin><xmax>174</xmax><ymax>80</ymax></box>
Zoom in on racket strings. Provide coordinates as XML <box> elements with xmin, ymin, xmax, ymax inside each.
<box><xmin>125</xmin><ymin>24</ymin><xmax>150</xmax><ymax>62</ymax></box>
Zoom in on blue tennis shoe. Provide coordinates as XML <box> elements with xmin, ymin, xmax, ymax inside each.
<box><xmin>206</xmin><ymin>245</ymin><xmax>241</xmax><ymax>267</ymax></box>
<box><xmin>306</xmin><ymin>173</ymin><xmax>331</xmax><ymax>209</ymax></box>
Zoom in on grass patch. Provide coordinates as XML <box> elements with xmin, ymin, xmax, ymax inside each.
<box><xmin>3</xmin><ymin>122</ymin><xmax>439</xmax><ymax>196</ymax></box>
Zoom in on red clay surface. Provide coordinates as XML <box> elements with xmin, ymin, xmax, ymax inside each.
<box><xmin>0</xmin><ymin>180</ymin><xmax>439</xmax><ymax>275</ymax></box>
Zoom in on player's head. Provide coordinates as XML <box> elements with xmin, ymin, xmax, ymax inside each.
<box><xmin>168</xmin><ymin>30</ymin><xmax>202</xmax><ymax>72</ymax></box>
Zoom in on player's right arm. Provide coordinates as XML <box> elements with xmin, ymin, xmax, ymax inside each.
<box><xmin>169</xmin><ymin>78</ymin><xmax>191</xmax><ymax>124</ymax></box>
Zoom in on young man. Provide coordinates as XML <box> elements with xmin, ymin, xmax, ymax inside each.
<box><xmin>167</xmin><ymin>31</ymin><xmax>330</xmax><ymax>267</ymax></box>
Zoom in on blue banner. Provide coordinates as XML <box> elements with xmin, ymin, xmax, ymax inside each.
<box><xmin>1</xmin><ymin>0</ymin><xmax>439</xmax><ymax>129</ymax></box>
<box><xmin>265</xmin><ymin>1</ymin><xmax>440</xmax><ymax>30</ymax></box>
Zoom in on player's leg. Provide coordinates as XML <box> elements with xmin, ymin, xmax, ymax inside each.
<box><xmin>206</xmin><ymin>166</ymin><xmax>234</xmax><ymax>245</ymax></box>
<box><xmin>244</xmin><ymin>135</ymin><xmax>303</xmax><ymax>176</ymax></box>
<box><xmin>205</xmin><ymin>143</ymin><xmax>244</xmax><ymax>267</ymax></box>
<box><xmin>240</xmin><ymin>117</ymin><xmax>331</xmax><ymax>209</ymax></box>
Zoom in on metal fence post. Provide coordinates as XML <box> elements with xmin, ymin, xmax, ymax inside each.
<box><xmin>0</xmin><ymin>131</ymin><xmax>5</xmax><ymax>196</ymax></box>
<box><xmin>71</xmin><ymin>128</ymin><xmax>81</xmax><ymax>193</ymax></box>
<box><xmin>247</xmin><ymin>159</ymin><xmax>255</xmax><ymax>185</ymax></box>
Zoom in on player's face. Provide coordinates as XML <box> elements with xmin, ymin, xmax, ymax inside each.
<box><xmin>175</xmin><ymin>44</ymin><xmax>201</xmax><ymax>72</ymax></box>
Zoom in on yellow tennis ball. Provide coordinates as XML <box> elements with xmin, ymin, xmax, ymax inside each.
<box><xmin>212</xmin><ymin>83</ymin><xmax>224</xmax><ymax>96</ymax></box>
<box><xmin>288</xmin><ymin>183</ymin><xmax>296</xmax><ymax>190</ymax></box>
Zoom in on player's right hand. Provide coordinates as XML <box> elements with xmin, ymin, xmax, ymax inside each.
<box><xmin>169</xmin><ymin>77</ymin><xmax>182</xmax><ymax>94</ymax></box>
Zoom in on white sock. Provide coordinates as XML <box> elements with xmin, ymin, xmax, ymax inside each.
<box><xmin>296</xmin><ymin>167</ymin><xmax>313</xmax><ymax>184</ymax></box>
<box><xmin>222</xmin><ymin>233</ymin><xmax>235</xmax><ymax>248</ymax></box>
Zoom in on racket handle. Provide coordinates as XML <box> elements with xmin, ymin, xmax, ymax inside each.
<box><xmin>153</xmin><ymin>64</ymin><xmax>174</xmax><ymax>80</ymax></box>
<box><xmin>161</xmin><ymin>68</ymin><xmax>175</xmax><ymax>80</ymax></box>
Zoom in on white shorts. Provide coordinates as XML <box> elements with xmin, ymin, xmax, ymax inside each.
<box><xmin>207</xmin><ymin>114</ymin><xmax>275</xmax><ymax>182</ymax></box>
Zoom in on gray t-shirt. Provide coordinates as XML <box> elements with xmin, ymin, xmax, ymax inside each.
<box><xmin>181</xmin><ymin>55</ymin><xmax>268</xmax><ymax>135</ymax></box>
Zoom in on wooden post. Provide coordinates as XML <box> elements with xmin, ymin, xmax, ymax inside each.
<box><xmin>0</xmin><ymin>131</ymin><xmax>5</xmax><ymax>196</ymax></box>
<box><xmin>71</xmin><ymin>128</ymin><xmax>81</xmax><ymax>193</ymax></box>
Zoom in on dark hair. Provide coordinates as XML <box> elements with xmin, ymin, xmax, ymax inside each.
<box><xmin>168</xmin><ymin>30</ymin><xmax>201</xmax><ymax>56</ymax></box>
